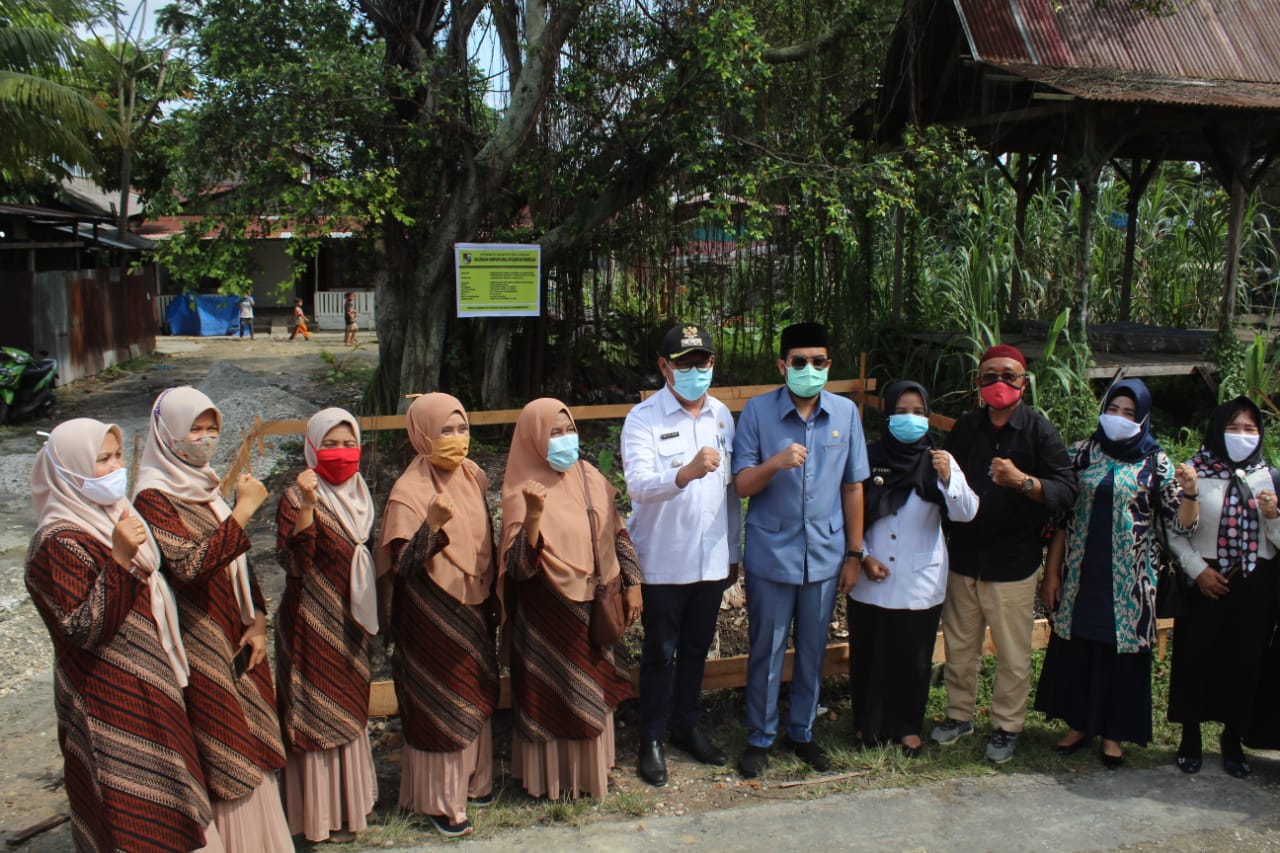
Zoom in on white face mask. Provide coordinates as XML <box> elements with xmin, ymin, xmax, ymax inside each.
<box><xmin>1099</xmin><ymin>413</ymin><xmax>1141</xmax><ymax>442</ymax></box>
<box><xmin>58</xmin><ymin>465</ymin><xmax>129</xmax><ymax>506</ymax></box>
<box><xmin>1224</xmin><ymin>432</ymin><xmax>1260</xmax><ymax>463</ymax></box>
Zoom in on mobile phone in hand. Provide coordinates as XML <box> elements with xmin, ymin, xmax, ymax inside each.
<box><xmin>232</xmin><ymin>644</ymin><xmax>253</xmax><ymax>678</ymax></box>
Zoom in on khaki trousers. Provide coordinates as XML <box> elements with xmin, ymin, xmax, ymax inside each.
<box><xmin>940</xmin><ymin>571</ymin><xmax>1039</xmax><ymax>733</ymax></box>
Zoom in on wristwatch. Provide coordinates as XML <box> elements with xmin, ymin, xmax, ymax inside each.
<box><xmin>1021</xmin><ymin>477</ymin><xmax>1035</xmax><ymax>492</ymax></box>
<box><xmin>845</xmin><ymin>549</ymin><xmax>866</xmax><ymax>561</ymax></box>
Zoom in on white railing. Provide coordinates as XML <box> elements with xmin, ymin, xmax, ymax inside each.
<box><xmin>316</xmin><ymin>290</ymin><xmax>375</xmax><ymax>330</ymax></box>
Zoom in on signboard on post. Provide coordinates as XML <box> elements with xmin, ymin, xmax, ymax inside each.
<box><xmin>454</xmin><ymin>243</ymin><xmax>542</xmax><ymax>317</ymax></box>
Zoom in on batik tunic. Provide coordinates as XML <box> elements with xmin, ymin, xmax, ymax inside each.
<box><xmin>274</xmin><ymin>484</ymin><xmax>373</xmax><ymax>752</ymax></box>
<box><xmin>26</xmin><ymin>524</ymin><xmax>212</xmax><ymax>853</ymax></box>
<box><xmin>134</xmin><ymin>489</ymin><xmax>287</xmax><ymax>801</ymax></box>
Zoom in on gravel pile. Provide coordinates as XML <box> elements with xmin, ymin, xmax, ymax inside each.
<box><xmin>0</xmin><ymin>360</ymin><xmax>317</xmax><ymax>698</ymax></box>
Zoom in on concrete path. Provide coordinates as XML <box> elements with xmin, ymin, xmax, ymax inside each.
<box><xmin>392</xmin><ymin>761</ymin><xmax>1280</xmax><ymax>852</ymax></box>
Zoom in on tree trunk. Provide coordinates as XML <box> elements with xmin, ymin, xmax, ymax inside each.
<box><xmin>1222</xmin><ymin>170</ymin><xmax>1247</xmax><ymax>329</ymax></box>
<box><xmin>891</xmin><ymin>206</ymin><xmax>905</xmax><ymax>321</ymax></box>
<box><xmin>479</xmin><ymin>319</ymin><xmax>514</xmax><ymax>409</ymax></box>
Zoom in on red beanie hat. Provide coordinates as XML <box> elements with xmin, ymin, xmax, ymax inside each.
<box><xmin>979</xmin><ymin>344</ymin><xmax>1027</xmax><ymax>368</ymax></box>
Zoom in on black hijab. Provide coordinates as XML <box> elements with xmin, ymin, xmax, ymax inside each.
<box><xmin>1092</xmin><ymin>377</ymin><xmax>1161</xmax><ymax>463</ymax></box>
<box><xmin>864</xmin><ymin>380</ymin><xmax>943</xmax><ymax>529</ymax></box>
<box><xmin>1199</xmin><ymin>396</ymin><xmax>1266</xmax><ymax>469</ymax></box>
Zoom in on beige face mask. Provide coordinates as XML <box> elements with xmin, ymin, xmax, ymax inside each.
<box><xmin>428</xmin><ymin>434</ymin><xmax>470</xmax><ymax>470</ymax></box>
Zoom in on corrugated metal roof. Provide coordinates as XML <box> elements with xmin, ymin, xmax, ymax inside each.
<box><xmin>956</xmin><ymin>0</ymin><xmax>1280</xmax><ymax>102</ymax></box>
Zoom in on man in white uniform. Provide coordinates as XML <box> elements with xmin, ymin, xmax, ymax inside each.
<box><xmin>622</xmin><ymin>323</ymin><xmax>741</xmax><ymax>787</ymax></box>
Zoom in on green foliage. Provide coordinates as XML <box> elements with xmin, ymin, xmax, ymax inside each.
<box><xmin>1027</xmin><ymin>309</ymin><xmax>1097</xmax><ymax>444</ymax></box>
<box><xmin>1208</xmin><ymin>327</ymin><xmax>1247</xmax><ymax>402</ymax></box>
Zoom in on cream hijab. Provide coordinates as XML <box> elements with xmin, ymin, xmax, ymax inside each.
<box><xmin>134</xmin><ymin>387</ymin><xmax>255</xmax><ymax>626</ymax></box>
<box><xmin>32</xmin><ymin>418</ymin><xmax>190</xmax><ymax>686</ymax></box>
<box><xmin>377</xmin><ymin>393</ymin><xmax>494</xmax><ymax>606</ymax></box>
<box><xmin>304</xmin><ymin>408</ymin><xmax>378</xmax><ymax>633</ymax></box>
<box><xmin>499</xmin><ymin>398</ymin><xmax>621</xmax><ymax>602</ymax></box>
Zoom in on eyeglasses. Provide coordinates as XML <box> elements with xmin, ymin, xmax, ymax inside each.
<box><xmin>669</xmin><ymin>359</ymin><xmax>713</xmax><ymax>372</ymax></box>
<box><xmin>978</xmin><ymin>370</ymin><xmax>1026</xmax><ymax>386</ymax></box>
<box><xmin>788</xmin><ymin>356</ymin><xmax>832</xmax><ymax>370</ymax></box>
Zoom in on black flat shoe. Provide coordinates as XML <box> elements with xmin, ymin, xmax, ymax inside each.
<box><xmin>1175</xmin><ymin>750</ymin><xmax>1202</xmax><ymax>774</ymax></box>
<box><xmin>1101</xmin><ymin>750</ymin><xmax>1124</xmax><ymax>770</ymax></box>
<box><xmin>1054</xmin><ymin>735</ymin><xmax>1091</xmax><ymax>756</ymax></box>
<box><xmin>670</xmin><ymin>726</ymin><xmax>727</xmax><ymax>766</ymax></box>
<box><xmin>638</xmin><ymin>740</ymin><xmax>668</xmax><ymax>787</ymax></box>
<box><xmin>899</xmin><ymin>739</ymin><xmax>923</xmax><ymax>759</ymax></box>
<box><xmin>1220</xmin><ymin>731</ymin><xmax>1251</xmax><ymax>778</ymax></box>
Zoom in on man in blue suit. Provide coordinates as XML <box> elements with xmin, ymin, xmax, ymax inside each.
<box><xmin>732</xmin><ymin>322</ymin><xmax>869</xmax><ymax>778</ymax></box>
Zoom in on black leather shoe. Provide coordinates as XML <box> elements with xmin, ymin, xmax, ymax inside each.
<box><xmin>738</xmin><ymin>744</ymin><xmax>769</xmax><ymax>778</ymax></box>
<box><xmin>783</xmin><ymin>736</ymin><xmax>831</xmax><ymax>772</ymax></box>
<box><xmin>1175</xmin><ymin>750</ymin><xmax>1202</xmax><ymax>774</ymax></box>
<box><xmin>638</xmin><ymin>740</ymin><xmax>668</xmax><ymax>787</ymax></box>
<box><xmin>670</xmin><ymin>726</ymin><xmax>727</xmax><ymax>766</ymax></box>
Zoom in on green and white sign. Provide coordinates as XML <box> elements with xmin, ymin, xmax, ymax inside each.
<box><xmin>455</xmin><ymin>243</ymin><xmax>541</xmax><ymax>317</ymax></box>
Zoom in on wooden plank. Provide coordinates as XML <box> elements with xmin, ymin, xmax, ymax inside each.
<box><xmin>367</xmin><ymin>617</ymin><xmax>1178</xmax><ymax>717</ymax></box>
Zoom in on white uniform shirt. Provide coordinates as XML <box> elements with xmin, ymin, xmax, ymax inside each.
<box><xmin>622</xmin><ymin>385</ymin><xmax>742</xmax><ymax>584</ymax></box>
<box><xmin>850</xmin><ymin>455</ymin><xmax>979</xmax><ymax>610</ymax></box>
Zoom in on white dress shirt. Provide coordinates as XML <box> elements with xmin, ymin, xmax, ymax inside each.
<box><xmin>850</xmin><ymin>455</ymin><xmax>979</xmax><ymax>610</ymax></box>
<box><xmin>622</xmin><ymin>385</ymin><xmax>743</xmax><ymax>584</ymax></box>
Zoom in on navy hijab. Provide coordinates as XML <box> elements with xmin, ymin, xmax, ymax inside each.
<box><xmin>1092</xmin><ymin>378</ymin><xmax>1160</xmax><ymax>463</ymax></box>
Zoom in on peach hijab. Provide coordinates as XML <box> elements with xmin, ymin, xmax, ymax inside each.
<box><xmin>134</xmin><ymin>387</ymin><xmax>255</xmax><ymax>627</ymax></box>
<box><xmin>32</xmin><ymin>418</ymin><xmax>189</xmax><ymax>686</ymax></box>
<box><xmin>377</xmin><ymin>393</ymin><xmax>494</xmax><ymax>606</ymax></box>
<box><xmin>499</xmin><ymin>398</ymin><xmax>621</xmax><ymax>603</ymax></box>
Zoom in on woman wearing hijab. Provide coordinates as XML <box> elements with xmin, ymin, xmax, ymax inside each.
<box><xmin>1166</xmin><ymin>396</ymin><xmax>1280</xmax><ymax>777</ymax></box>
<box><xmin>849</xmin><ymin>382</ymin><xmax>978</xmax><ymax>757</ymax></box>
<box><xmin>274</xmin><ymin>408</ymin><xmax>378</xmax><ymax>843</ymax></box>
<box><xmin>501</xmin><ymin>397</ymin><xmax>643</xmax><ymax>799</ymax></box>
<box><xmin>132</xmin><ymin>387</ymin><xmax>292</xmax><ymax>852</ymax></box>
<box><xmin>1037</xmin><ymin>379</ymin><xmax>1198</xmax><ymax>768</ymax></box>
<box><xmin>375</xmin><ymin>393</ymin><xmax>500</xmax><ymax>838</ymax></box>
<box><xmin>26</xmin><ymin>419</ymin><xmax>218</xmax><ymax>853</ymax></box>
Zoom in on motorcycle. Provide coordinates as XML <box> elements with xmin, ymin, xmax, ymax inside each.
<box><xmin>0</xmin><ymin>346</ymin><xmax>58</xmax><ymax>424</ymax></box>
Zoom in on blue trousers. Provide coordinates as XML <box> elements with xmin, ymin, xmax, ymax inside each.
<box><xmin>745</xmin><ymin>572</ymin><xmax>838</xmax><ymax>748</ymax></box>
<box><xmin>638</xmin><ymin>581</ymin><xmax>723</xmax><ymax>741</ymax></box>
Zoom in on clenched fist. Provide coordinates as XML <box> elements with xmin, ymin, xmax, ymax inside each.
<box><xmin>235</xmin><ymin>473</ymin><xmax>268</xmax><ymax>515</ymax></box>
<box><xmin>770</xmin><ymin>443</ymin><xmax>807</xmax><ymax>471</ymax></box>
<box><xmin>680</xmin><ymin>446</ymin><xmax>721</xmax><ymax>484</ymax></box>
<box><xmin>296</xmin><ymin>469</ymin><xmax>319</xmax><ymax>508</ymax></box>
<box><xmin>522</xmin><ymin>480</ymin><xmax>547</xmax><ymax>518</ymax></box>
<box><xmin>112</xmin><ymin>508</ymin><xmax>149</xmax><ymax>572</ymax></box>
<box><xmin>427</xmin><ymin>493</ymin><xmax>455</xmax><ymax>532</ymax></box>
<box><xmin>1173</xmin><ymin>463</ymin><xmax>1198</xmax><ymax>495</ymax></box>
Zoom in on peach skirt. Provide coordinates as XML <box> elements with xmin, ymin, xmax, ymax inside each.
<box><xmin>209</xmin><ymin>771</ymin><xmax>293</xmax><ymax>853</ymax></box>
<box><xmin>193</xmin><ymin>820</ymin><xmax>224</xmax><ymax>852</ymax></box>
<box><xmin>282</xmin><ymin>735</ymin><xmax>378</xmax><ymax>842</ymax></box>
<box><xmin>511</xmin><ymin>713</ymin><xmax>615</xmax><ymax>799</ymax></box>
<box><xmin>399</xmin><ymin>721</ymin><xmax>493</xmax><ymax>824</ymax></box>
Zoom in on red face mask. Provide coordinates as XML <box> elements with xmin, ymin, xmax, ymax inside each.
<box><xmin>313</xmin><ymin>446</ymin><xmax>361</xmax><ymax>484</ymax></box>
<box><xmin>980</xmin><ymin>381</ymin><xmax>1023</xmax><ymax>410</ymax></box>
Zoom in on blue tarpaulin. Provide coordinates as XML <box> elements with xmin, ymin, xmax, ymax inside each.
<box><xmin>165</xmin><ymin>294</ymin><xmax>239</xmax><ymax>336</ymax></box>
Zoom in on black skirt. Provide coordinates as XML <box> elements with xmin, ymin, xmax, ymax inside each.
<box><xmin>1034</xmin><ymin>632</ymin><xmax>1152</xmax><ymax>745</ymax></box>
<box><xmin>1168</xmin><ymin>557</ymin><xmax>1278</xmax><ymax>733</ymax></box>
<box><xmin>847</xmin><ymin>600</ymin><xmax>941</xmax><ymax>741</ymax></box>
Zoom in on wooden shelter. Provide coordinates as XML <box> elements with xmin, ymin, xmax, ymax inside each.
<box><xmin>865</xmin><ymin>0</ymin><xmax>1280</xmax><ymax>329</ymax></box>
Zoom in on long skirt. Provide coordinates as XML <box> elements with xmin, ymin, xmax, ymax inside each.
<box><xmin>847</xmin><ymin>600</ymin><xmax>941</xmax><ymax>742</ymax></box>
<box><xmin>1168</xmin><ymin>558</ymin><xmax>1278</xmax><ymax>731</ymax></box>
<box><xmin>399</xmin><ymin>722</ymin><xmax>493</xmax><ymax>824</ymax></box>
<box><xmin>511</xmin><ymin>715</ymin><xmax>616</xmax><ymax>799</ymax></box>
<box><xmin>1034</xmin><ymin>633</ymin><xmax>1152</xmax><ymax>745</ymax></box>
<box><xmin>209</xmin><ymin>771</ymin><xmax>293</xmax><ymax>853</ymax></box>
<box><xmin>282</xmin><ymin>735</ymin><xmax>378</xmax><ymax>842</ymax></box>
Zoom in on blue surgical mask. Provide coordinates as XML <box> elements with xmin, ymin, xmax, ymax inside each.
<box><xmin>785</xmin><ymin>365</ymin><xmax>828</xmax><ymax>399</ymax></box>
<box><xmin>546</xmin><ymin>433</ymin><xmax>580</xmax><ymax>472</ymax></box>
<box><xmin>671</xmin><ymin>366</ymin><xmax>713</xmax><ymax>402</ymax></box>
<box><xmin>887</xmin><ymin>413</ymin><xmax>929</xmax><ymax>444</ymax></box>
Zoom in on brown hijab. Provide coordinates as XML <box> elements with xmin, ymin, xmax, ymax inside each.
<box><xmin>377</xmin><ymin>393</ymin><xmax>494</xmax><ymax>605</ymax></box>
<box><xmin>500</xmin><ymin>397</ymin><xmax>621</xmax><ymax>603</ymax></box>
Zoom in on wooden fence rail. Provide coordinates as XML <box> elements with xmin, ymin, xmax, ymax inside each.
<box><xmin>367</xmin><ymin>618</ymin><xmax>1177</xmax><ymax>717</ymax></box>
<box><xmin>219</xmin><ymin>357</ymin><xmax>877</xmax><ymax>496</ymax></box>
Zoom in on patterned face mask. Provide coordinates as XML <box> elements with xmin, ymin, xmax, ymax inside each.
<box><xmin>171</xmin><ymin>434</ymin><xmax>219</xmax><ymax>468</ymax></box>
